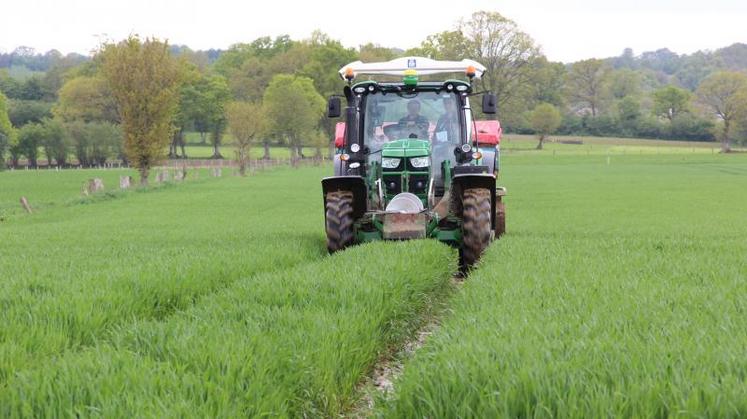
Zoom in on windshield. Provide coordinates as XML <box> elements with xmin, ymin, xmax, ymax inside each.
<box><xmin>363</xmin><ymin>91</ymin><xmax>462</xmax><ymax>151</ymax></box>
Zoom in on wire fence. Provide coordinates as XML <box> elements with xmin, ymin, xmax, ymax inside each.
<box><xmin>3</xmin><ymin>156</ymin><xmax>330</xmax><ymax>172</ymax></box>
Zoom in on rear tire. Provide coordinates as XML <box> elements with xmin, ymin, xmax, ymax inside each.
<box><xmin>495</xmin><ymin>199</ymin><xmax>506</xmax><ymax>238</ymax></box>
<box><xmin>325</xmin><ymin>191</ymin><xmax>355</xmax><ymax>253</ymax></box>
<box><xmin>460</xmin><ymin>188</ymin><xmax>492</xmax><ymax>271</ymax></box>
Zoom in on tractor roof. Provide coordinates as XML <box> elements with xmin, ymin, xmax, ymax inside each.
<box><xmin>338</xmin><ymin>57</ymin><xmax>486</xmax><ymax>81</ymax></box>
<box><xmin>351</xmin><ymin>80</ymin><xmax>472</xmax><ymax>93</ymax></box>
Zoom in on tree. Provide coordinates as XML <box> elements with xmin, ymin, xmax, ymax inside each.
<box><xmin>15</xmin><ymin>77</ymin><xmax>48</xmax><ymax>101</ymax></box>
<box><xmin>529</xmin><ymin>59</ymin><xmax>567</xmax><ymax>107</ymax></box>
<box><xmin>530</xmin><ymin>103</ymin><xmax>561</xmax><ymax>150</ymax></box>
<box><xmin>101</xmin><ymin>36</ymin><xmax>184</xmax><ymax>184</ymax></box>
<box><xmin>214</xmin><ymin>35</ymin><xmax>299</xmax><ymax>102</ymax></box>
<box><xmin>54</xmin><ymin>76</ymin><xmax>119</xmax><ymax>123</ymax></box>
<box><xmin>179</xmin><ymin>73</ymin><xmax>231</xmax><ymax>158</ymax></box>
<box><xmin>8</xmin><ymin>142</ymin><xmax>22</xmax><ymax>168</ymax></box>
<box><xmin>616</xmin><ymin>96</ymin><xmax>642</xmax><ymax>136</ymax></box>
<box><xmin>675</xmin><ymin>51</ymin><xmax>716</xmax><ymax>91</ymax></box>
<box><xmin>0</xmin><ymin>92</ymin><xmax>14</xmax><ymax>162</ymax></box>
<box><xmin>419</xmin><ymin>30</ymin><xmax>473</xmax><ymax>61</ymax></box>
<box><xmin>696</xmin><ymin>71</ymin><xmax>747</xmax><ymax>152</ymax></box>
<box><xmin>39</xmin><ymin>118</ymin><xmax>69</xmax><ymax>166</ymax></box>
<box><xmin>65</xmin><ymin>120</ymin><xmax>122</xmax><ymax>167</ymax></box>
<box><xmin>566</xmin><ymin>59</ymin><xmax>608</xmax><ymax>117</ymax></box>
<box><xmin>417</xmin><ymin>12</ymin><xmax>540</xmax><ymax>110</ymax></box>
<box><xmin>605</xmin><ymin>68</ymin><xmax>641</xmax><ymax>100</ymax></box>
<box><xmin>307</xmin><ymin>129</ymin><xmax>330</xmax><ymax>159</ymax></box>
<box><xmin>358</xmin><ymin>43</ymin><xmax>398</xmax><ymax>62</ymax></box>
<box><xmin>225</xmin><ymin>101</ymin><xmax>266</xmax><ymax>176</ymax></box>
<box><xmin>8</xmin><ymin>100</ymin><xmax>53</xmax><ymax>127</ymax></box>
<box><xmin>40</xmin><ymin>53</ymin><xmax>90</xmax><ymax>99</ymax></box>
<box><xmin>300</xmin><ymin>31</ymin><xmax>357</xmax><ymax>98</ymax></box>
<box><xmin>668</xmin><ymin>115</ymin><xmax>714</xmax><ymax>141</ymax></box>
<box><xmin>17</xmin><ymin>122</ymin><xmax>45</xmax><ymax>167</ymax></box>
<box><xmin>263</xmin><ymin>74</ymin><xmax>325</xmax><ymax>165</ymax></box>
<box><xmin>460</xmin><ymin>11</ymin><xmax>541</xmax><ymax>108</ymax></box>
<box><xmin>205</xmin><ymin>76</ymin><xmax>232</xmax><ymax>159</ymax></box>
<box><xmin>652</xmin><ymin>85</ymin><xmax>692</xmax><ymax>122</ymax></box>
<box><xmin>225</xmin><ymin>56</ymin><xmax>272</xmax><ymax>102</ymax></box>
<box><xmin>299</xmin><ymin>33</ymin><xmax>358</xmax><ymax>138</ymax></box>
<box><xmin>0</xmin><ymin>69</ymin><xmax>21</xmax><ymax>99</ymax></box>
<box><xmin>86</xmin><ymin>122</ymin><xmax>123</xmax><ymax>165</ymax></box>
<box><xmin>732</xmin><ymin>88</ymin><xmax>747</xmax><ymax>145</ymax></box>
<box><xmin>170</xmin><ymin>64</ymin><xmax>201</xmax><ymax>158</ymax></box>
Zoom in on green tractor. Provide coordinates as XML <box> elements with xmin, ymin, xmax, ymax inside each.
<box><xmin>322</xmin><ymin>57</ymin><xmax>507</xmax><ymax>271</ymax></box>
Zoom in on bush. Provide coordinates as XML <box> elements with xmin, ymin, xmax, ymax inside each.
<box><xmin>8</xmin><ymin>99</ymin><xmax>52</xmax><ymax>127</ymax></box>
<box><xmin>667</xmin><ymin>115</ymin><xmax>715</xmax><ymax>141</ymax></box>
<box><xmin>585</xmin><ymin>115</ymin><xmax>618</xmax><ymax>137</ymax></box>
<box><xmin>634</xmin><ymin>116</ymin><xmax>664</xmax><ymax>139</ymax></box>
<box><xmin>40</xmin><ymin>118</ymin><xmax>70</xmax><ymax>166</ymax></box>
<box><xmin>17</xmin><ymin>123</ymin><xmax>45</xmax><ymax>167</ymax></box>
<box><xmin>65</xmin><ymin>121</ymin><xmax>123</xmax><ymax>166</ymax></box>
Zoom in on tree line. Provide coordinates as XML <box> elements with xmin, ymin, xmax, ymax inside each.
<box><xmin>2</xmin><ymin>10</ymin><xmax>747</xmax><ymax>179</ymax></box>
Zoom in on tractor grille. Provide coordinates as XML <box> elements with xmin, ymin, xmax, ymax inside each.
<box><xmin>383</xmin><ymin>175</ymin><xmax>402</xmax><ymax>195</ymax></box>
<box><xmin>409</xmin><ymin>174</ymin><xmax>429</xmax><ymax>195</ymax></box>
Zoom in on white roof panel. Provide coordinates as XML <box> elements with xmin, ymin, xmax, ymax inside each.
<box><xmin>338</xmin><ymin>57</ymin><xmax>486</xmax><ymax>80</ymax></box>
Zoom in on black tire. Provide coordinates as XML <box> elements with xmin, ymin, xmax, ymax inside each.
<box><xmin>460</xmin><ymin>188</ymin><xmax>492</xmax><ymax>271</ymax></box>
<box><xmin>495</xmin><ymin>199</ymin><xmax>506</xmax><ymax>238</ymax></box>
<box><xmin>325</xmin><ymin>191</ymin><xmax>355</xmax><ymax>253</ymax></box>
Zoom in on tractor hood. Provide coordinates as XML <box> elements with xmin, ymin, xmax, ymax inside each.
<box><xmin>381</xmin><ymin>139</ymin><xmax>430</xmax><ymax>158</ymax></box>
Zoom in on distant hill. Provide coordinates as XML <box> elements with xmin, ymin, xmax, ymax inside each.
<box><xmin>4</xmin><ymin>42</ymin><xmax>746</xmax><ymax>84</ymax></box>
<box><xmin>0</xmin><ymin>47</ymin><xmax>88</xmax><ymax>74</ymax></box>
<box><xmin>606</xmin><ymin>43</ymin><xmax>747</xmax><ymax>89</ymax></box>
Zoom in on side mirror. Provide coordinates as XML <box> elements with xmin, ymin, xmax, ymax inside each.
<box><xmin>327</xmin><ymin>96</ymin><xmax>342</xmax><ymax>118</ymax></box>
<box><xmin>482</xmin><ymin>93</ymin><xmax>497</xmax><ymax>114</ymax></box>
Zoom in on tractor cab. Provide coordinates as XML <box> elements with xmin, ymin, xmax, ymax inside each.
<box><xmin>322</xmin><ymin>57</ymin><xmax>506</xmax><ymax>272</ymax></box>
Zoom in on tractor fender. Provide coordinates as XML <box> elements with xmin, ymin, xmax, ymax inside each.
<box><xmin>322</xmin><ymin>176</ymin><xmax>368</xmax><ymax>219</ymax></box>
<box><xmin>478</xmin><ymin>148</ymin><xmax>496</xmax><ymax>174</ymax></box>
<box><xmin>451</xmin><ymin>173</ymin><xmax>496</xmax><ymax>230</ymax></box>
<box><xmin>333</xmin><ymin>154</ymin><xmax>344</xmax><ymax>176</ymax></box>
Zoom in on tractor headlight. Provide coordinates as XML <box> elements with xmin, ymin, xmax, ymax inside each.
<box><xmin>409</xmin><ymin>157</ymin><xmax>430</xmax><ymax>168</ymax></box>
<box><xmin>381</xmin><ymin>158</ymin><xmax>401</xmax><ymax>169</ymax></box>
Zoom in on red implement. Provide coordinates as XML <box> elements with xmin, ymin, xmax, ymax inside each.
<box><xmin>335</xmin><ymin>122</ymin><xmax>346</xmax><ymax>148</ymax></box>
<box><xmin>473</xmin><ymin>120</ymin><xmax>501</xmax><ymax>145</ymax></box>
<box><xmin>334</xmin><ymin>119</ymin><xmax>501</xmax><ymax>147</ymax></box>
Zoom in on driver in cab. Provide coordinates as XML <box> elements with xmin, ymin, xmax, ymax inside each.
<box><xmin>398</xmin><ymin>100</ymin><xmax>429</xmax><ymax>139</ymax></box>
<box><xmin>433</xmin><ymin>97</ymin><xmax>458</xmax><ymax>144</ymax></box>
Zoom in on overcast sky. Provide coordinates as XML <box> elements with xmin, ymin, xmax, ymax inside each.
<box><xmin>1</xmin><ymin>0</ymin><xmax>745</xmax><ymax>63</ymax></box>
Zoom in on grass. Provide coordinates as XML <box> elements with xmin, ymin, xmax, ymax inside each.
<box><xmin>0</xmin><ymin>167</ymin><xmax>224</xmax><ymax>218</ymax></box>
<box><xmin>2</xmin><ymin>137</ymin><xmax>746</xmax><ymax>416</ymax></box>
<box><xmin>0</xmin><ymin>164</ymin><xmax>455</xmax><ymax>416</ymax></box>
<box><xmin>181</xmin><ymin>144</ymin><xmax>320</xmax><ymax>159</ymax></box>
<box><xmin>500</xmin><ymin>134</ymin><xmax>724</xmax><ymax>155</ymax></box>
<box><xmin>380</xmin><ymin>152</ymin><xmax>747</xmax><ymax>417</ymax></box>
<box><xmin>0</xmin><ymin>168</ymin><xmax>330</xmax><ymax>386</ymax></box>
<box><xmin>0</xmin><ymin>168</ymin><xmax>137</xmax><ymax>217</ymax></box>
<box><xmin>1</xmin><ymin>241</ymin><xmax>454</xmax><ymax>417</ymax></box>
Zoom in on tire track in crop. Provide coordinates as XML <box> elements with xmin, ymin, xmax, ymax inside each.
<box><xmin>0</xmin><ymin>243</ymin><xmax>330</xmax><ymax>385</ymax></box>
<box><xmin>349</xmin><ymin>270</ymin><xmax>468</xmax><ymax>418</ymax></box>
<box><xmin>0</xmin><ymin>169</ymin><xmax>331</xmax><ymax>386</ymax></box>
<box><xmin>347</xmin><ymin>240</ymin><xmax>500</xmax><ymax>418</ymax></box>
<box><xmin>1</xmin><ymin>241</ymin><xmax>457</xmax><ymax>417</ymax></box>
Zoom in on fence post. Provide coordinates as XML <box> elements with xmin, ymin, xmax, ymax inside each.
<box><xmin>20</xmin><ymin>197</ymin><xmax>33</xmax><ymax>214</ymax></box>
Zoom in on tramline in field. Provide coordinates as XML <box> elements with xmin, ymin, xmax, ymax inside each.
<box><xmin>322</xmin><ymin>57</ymin><xmax>506</xmax><ymax>270</ymax></box>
